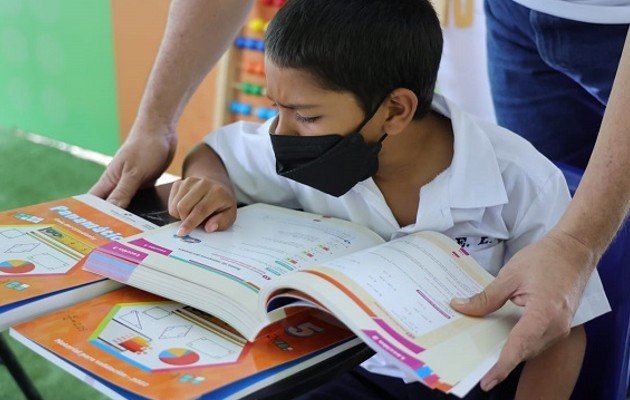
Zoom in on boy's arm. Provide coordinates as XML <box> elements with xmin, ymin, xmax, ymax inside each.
<box><xmin>169</xmin><ymin>144</ymin><xmax>237</xmax><ymax>236</ymax></box>
<box><xmin>90</xmin><ymin>0</ymin><xmax>255</xmax><ymax>208</ymax></box>
<box><xmin>515</xmin><ymin>326</ymin><xmax>586</xmax><ymax>399</ymax></box>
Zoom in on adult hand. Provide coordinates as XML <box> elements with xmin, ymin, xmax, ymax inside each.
<box><xmin>89</xmin><ymin>121</ymin><xmax>177</xmax><ymax>208</ymax></box>
<box><xmin>450</xmin><ymin>228</ymin><xmax>596</xmax><ymax>391</ymax></box>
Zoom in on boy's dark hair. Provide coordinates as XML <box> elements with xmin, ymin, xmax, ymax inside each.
<box><xmin>265</xmin><ymin>0</ymin><xmax>443</xmax><ymax>120</ymax></box>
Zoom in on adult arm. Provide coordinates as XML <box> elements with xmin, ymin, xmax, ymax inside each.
<box><xmin>90</xmin><ymin>0</ymin><xmax>255</xmax><ymax>207</ymax></box>
<box><xmin>451</xmin><ymin>29</ymin><xmax>630</xmax><ymax>391</ymax></box>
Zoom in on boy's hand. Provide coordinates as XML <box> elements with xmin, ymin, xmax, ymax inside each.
<box><xmin>168</xmin><ymin>177</ymin><xmax>237</xmax><ymax>236</ymax></box>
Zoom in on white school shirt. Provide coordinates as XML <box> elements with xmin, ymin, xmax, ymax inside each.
<box><xmin>512</xmin><ymin>0</ymin><xmax>630</xmax><ymax>24</ymax></box>
<box><xmin>205</xmin><ymin>94</ymin><xmax>610</xmax><ymax>379</ymax></box>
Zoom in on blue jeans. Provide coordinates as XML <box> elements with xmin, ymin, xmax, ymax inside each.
<box><xmin>485</xmin><ymin>0</ymin><xmax>628</xmax><ymax>169</ymax></box>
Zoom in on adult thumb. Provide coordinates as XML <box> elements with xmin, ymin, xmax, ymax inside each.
<box><xmin>450</xmin><ymin>276</ymin><xmax>514</xmax><ymax>317</ymax></box>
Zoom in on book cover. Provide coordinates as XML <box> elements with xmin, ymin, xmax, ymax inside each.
<box><xmin>11</xmin><ymin>287</ymin><xmax>358</xmax><ymax>400</ymax></box>
<box><xmin>0</xmin><ymin>194</ymin><xmax>156</xmax><ymax>330</ymax></box>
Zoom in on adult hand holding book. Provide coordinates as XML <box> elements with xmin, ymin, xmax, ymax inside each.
<box><xmin>451</xmin><ymin>229</ymin><xmax>596</xmax><ymax>393</ymax></box>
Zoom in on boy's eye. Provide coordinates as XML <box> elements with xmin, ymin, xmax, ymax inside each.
<box><xmin>295</xmin><ymin>114</ymin><xmax>320</xmax><ymax>123</ymax></box>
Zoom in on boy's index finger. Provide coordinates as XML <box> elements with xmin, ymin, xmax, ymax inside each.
<box><xmin>177</xmin><ymin>207</ymin><xmax>209</xmax><ymax>237</ymax></box>
<box><xmin>176</xmin><ymin>193</ymin><xmax>226</xmax><ymax>236</ymax></box>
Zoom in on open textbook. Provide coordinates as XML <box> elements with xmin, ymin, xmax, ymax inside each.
<box><xmin>11</xmin><ymin>286</ymin><xmax>363</xmax><ymax>400</ymax></box>
<box><xmin>0</xmin><ymin>194</ymin><xmax>156</xmax><ymax>331</ymax></box>
<box><xmin>81</xmin><ymin>203</ymin><xmax>608</xmax><ymax>396</ymax></box>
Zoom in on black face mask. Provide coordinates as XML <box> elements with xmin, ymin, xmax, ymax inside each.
<box><xmin>269</xmin><ymin>111</ymin><xmax>387</xmax><ymax>197</ymax></box>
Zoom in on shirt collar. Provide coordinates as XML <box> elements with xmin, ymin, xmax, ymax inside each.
<box><xmin>432</xmin><ymin>94</ymin><xmax>509</xmax><ymax>209</ymax></box>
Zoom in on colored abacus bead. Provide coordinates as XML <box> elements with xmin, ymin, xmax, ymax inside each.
<box><xmin>244</xmin><ymin>37</ymin><xmax>258</xmax><ymax>50</ymax></box>
<box><xmin>238</xmin><ymin>82</ymin><xmax>264</xmax><ymax>95</ymax></box>
<box><xmin>235</xmin><ymin>37</ymin><xmax>265</xmax><ymax>52</ymax></box>
<box><xmin>251</xmin><ymin>84</ymin><xmax>264</xmax><ymax>95</ymax></box>
<box><xmin>245</xmin><ymin>61</ymin><xmax>263</xmax><ymax>75</ymax></box>
<box><xmin>260</xmin><ymin>0</ymin><xmax>273</xmax><ymax>5</ymax></box>
<box><xmin>243</xmin><ymin>61</ymin><xmax>255</xmax><ymax>74</ymax></box>
<box><xmin>248</xmin><ymin>18</ymin><xmax>266</xmax><ymax>33</ymax></box>
<box><xmin>234</xmin><ymin>36</ymin><xmax>247</xmax><ymax>49</ymax></box>
<box><xmin>229</xmin><ymin>101</ymin><xmax>253</xmax><ymax>116</ymax></box>
<box><xmin>273</xmin><ymin>0</ymin><xmax>286</xmax><ymax>7</ymax></box>
<box><xmin>256</xmin><ymin>107</ymin><xmax>279</xmax><ymax>120</ymax></box>
<box><xmin>243</xmin><ymin>62</ymin><xmax>265</xmax><ymax>76</ymax></box>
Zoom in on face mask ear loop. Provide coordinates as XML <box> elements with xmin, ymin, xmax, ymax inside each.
<box><xmin>357</xmin><ymin>91</ymin><xmax>394</xmax><ymax>139</ymax></box>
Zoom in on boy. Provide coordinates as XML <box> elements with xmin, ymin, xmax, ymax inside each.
<box><xmin>168</xmin><ymin>1</ymin><xmax>607</xmax><ymax>398</ymax></box>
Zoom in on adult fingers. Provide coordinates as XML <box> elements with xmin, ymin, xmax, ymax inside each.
<box><xmin>89</xmin><ymin>173</ymin><xmax>116</xmax><ymax>200</ymax></box>
<box><xmin>450</xmin><ymin>274</ymin><xmax>516</xmax><ymax>317</ymax></box>
<box><xmin>480</xmin><ymin>311</ymin><xmax>546</xmax><ymax>391</ymax></box>
<box><xmin>105</xmin><ymin>168</ymin><xmax>144</xmax><ymax>208</ymax></box>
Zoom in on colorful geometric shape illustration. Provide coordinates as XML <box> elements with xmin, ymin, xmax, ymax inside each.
<box><xmin>4</xmin><ymin>280</ymin><xmax>31</xmax><ymax>291</ymax></box>
<box><xmin>158</xmin><ymin>348</ymin><xmax>200</xmax><ymax>366</ymax></box>
<box><xmin>89</xmin><ymin>301</ymin><xmax>246</xmax><ymax>372</ymax></box>
<box><xmin>0</xmin><ymin>225</ymin><xmax>83</xmax><ymax>276</ymax></box>
<box><xmin>0</xmin><ymin>260</ymin><xmax>35</xmax><ymax>274</ymax></box>
<box><xmin>143</xmin><ymin>306</ymin><xmax>171</xmax><ymax>320</ymax></box>
<box><xmin>159</xmin><ymin>325</ymin><xmax>192</xmax><ymax>339</ymax></box>
<box><xmin>28</xmin><ymin>253</ymin><xmax>69</xmax><ymax>271</ymax></box>
<box><xmin>5</xmin><ymin>243</ymin><xmax>39</xmax><ymax>253</ymax></box>
<box><xmin>0</xmin><ymin>229</ymin><xmax>26</xmax><ymax>239</ymax></box>
<box><xmin>119</xmin><ymin>336</ymin><xmax>150</xmax><ymax>353</ymax></box>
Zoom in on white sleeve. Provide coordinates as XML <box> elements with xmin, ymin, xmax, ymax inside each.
<box><xmin>204</xmin><ymin>120</ymin><xmax>300</xmax><ymax>208</ymax></box>
<box><xmin>503</xmin><ymin>169</ymin><xmax>570</xmax><ymax>262</ymax></box>
<box><xmin>503</xmin><ymin>169</ymin><xmax>610</xmax><ymax>325</ymax></box>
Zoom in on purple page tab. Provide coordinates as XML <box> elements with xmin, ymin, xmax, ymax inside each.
<box><xmin>363</xmin><ymin>329</ymin><xmax>424</xmax><ymax>370</ymax></box>
<box><xmin>98</xmin><ymin>242</ymin><xmax>148</xmax><ymax>264</ymax></box>
<box><xmin>374</xmin><ymin>318</ymin><xmax>424</xmax><ymax>353</ymax></box>
<box><xmin>129</xmin><ymin>238</ymin><xmax>172</xmax><ymax>256</ymax></box>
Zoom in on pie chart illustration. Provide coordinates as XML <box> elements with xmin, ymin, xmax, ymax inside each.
<box><xmin>0</xmin><ymin>260</ymin><xmax>35</xmax><ymax>274</ymax></box>
<box><xmin>158</xmin><ymin>348</ymin><xmax>200</xmax><ymax>366</ymax></box>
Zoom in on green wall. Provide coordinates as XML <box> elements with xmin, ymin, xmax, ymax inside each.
<box><xmin>0</xmin><ymin>0</ymin><xmax>119</xmax><ymax>155</ymax></box>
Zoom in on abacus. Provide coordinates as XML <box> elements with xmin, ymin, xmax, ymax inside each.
<box><xmin>213</xmin><ymin>0</ymin><xmax>286</xmax><ymax>128</ymax></box>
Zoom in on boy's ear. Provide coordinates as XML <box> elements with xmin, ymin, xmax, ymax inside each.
<box><xmin>382</xmin><ymin>88</ymin><xmax>418</xmax><ymax>136</ymax></box>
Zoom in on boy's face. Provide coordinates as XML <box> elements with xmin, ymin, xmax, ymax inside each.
<box><xmin>265</xmin><ymin>59</ymin><xmax>383</xmax><ymax>141</ymax></box>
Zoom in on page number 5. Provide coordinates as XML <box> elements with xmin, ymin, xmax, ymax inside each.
<box><xmin>286</xmin><ymin>322</ymin><xmax>324</xmax><ymax>337</ymax></box>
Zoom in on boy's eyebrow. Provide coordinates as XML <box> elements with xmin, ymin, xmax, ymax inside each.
<box><xmin>266</xmin><ymin>95</ymin><xmax>319</xmax><ymax>110</ymax></box>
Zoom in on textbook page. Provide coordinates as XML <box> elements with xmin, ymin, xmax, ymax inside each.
<box><xmin>262</xmin><ymin>231</ymin><xmax>521</xmax><ymax>396</ymax></box>
<box><xmin>86</xmin><ymin>204</ymin><xmax>385</xmax><ymax>339</ymax></box>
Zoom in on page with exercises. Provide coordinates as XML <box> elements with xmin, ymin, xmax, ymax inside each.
<box><xmin>263</xmin><ymin>231</ymin><xmax>521</xmax><ymax>397</ymax></box>
<box><xmin>86</xmin><ymin>204</ymin><xmax>384</xmax><ymax>338</ymax></box>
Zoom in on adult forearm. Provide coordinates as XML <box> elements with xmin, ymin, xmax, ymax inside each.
<box><xmin>137</xmin><ymin>0</ymin><xmax>255</xmax><ymax>130</ymax></box>
<box><xmin>555</xmin><ymin>30</ymin><xmax>630</xmax><ymax>264</ymax></box>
